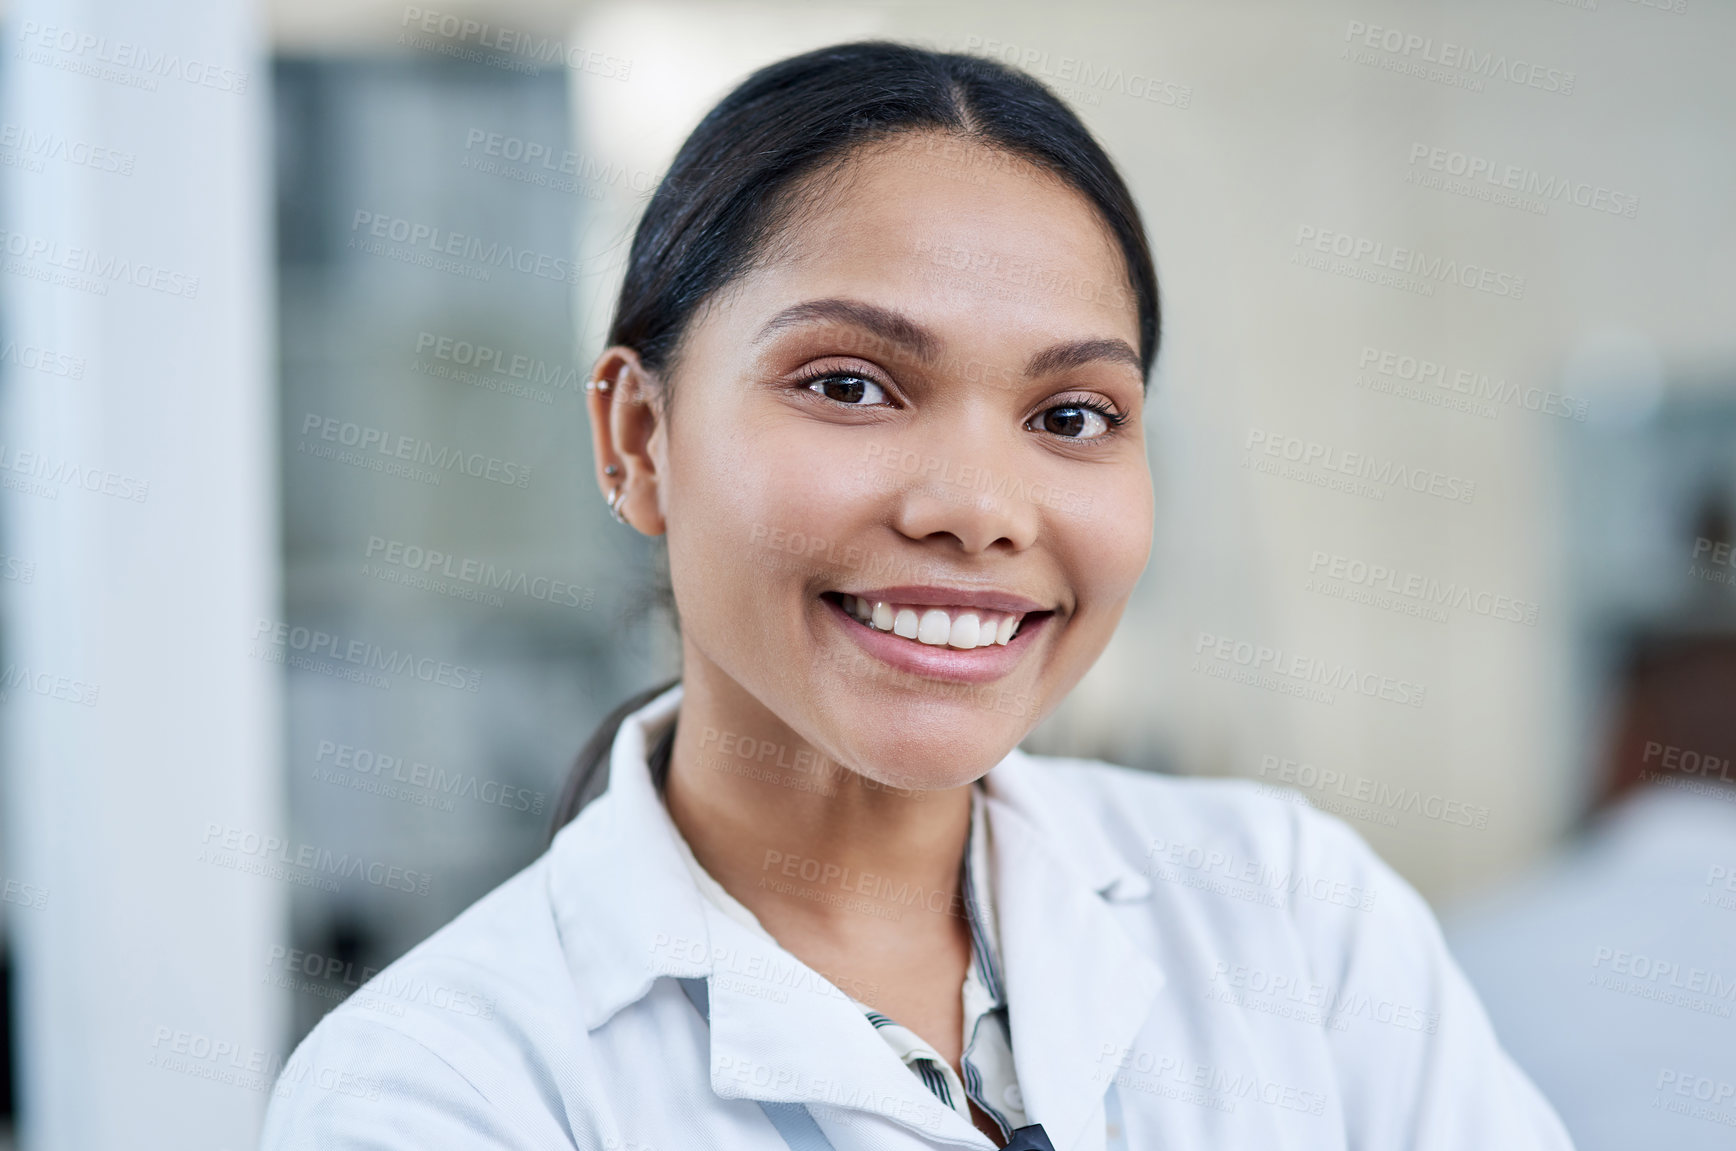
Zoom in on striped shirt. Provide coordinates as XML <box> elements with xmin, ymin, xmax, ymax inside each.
<box><xmin>666</xmin><ymin>781</ymin><xmax>1028</xmax><ymax>1140</ymax></box>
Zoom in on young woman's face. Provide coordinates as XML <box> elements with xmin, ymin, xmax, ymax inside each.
<box><xmin>652</xmin><ymin>133</ymin><xmax>1153</xmax><ymax>791</ymax></box>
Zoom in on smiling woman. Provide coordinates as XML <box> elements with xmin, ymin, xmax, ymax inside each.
<box><xmin>260</xmin><ymin>41</ymin><xmax>1574</xmax><ymax>1151</ymax></box>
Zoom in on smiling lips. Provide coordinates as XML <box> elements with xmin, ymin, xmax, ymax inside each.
<box><xmin>833</xmin><ymin>594</ymin><xmax>1025</xmax><ymax>648</ymax></box>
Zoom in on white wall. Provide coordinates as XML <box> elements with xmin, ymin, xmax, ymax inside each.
<box><xmin>0</xmin><ymin>1</ymin><xmax>285</xmax><ymax>1147</ymax></box>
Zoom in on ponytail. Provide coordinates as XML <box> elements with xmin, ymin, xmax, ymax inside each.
<box><xmin>547</xmin><ymin>677</ymin><xmax>680</xmax><ymax>843</ymax></box>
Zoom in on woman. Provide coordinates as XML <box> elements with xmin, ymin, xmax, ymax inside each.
<box><xmin>261</xmin><ymin>41</ymin><xmax>1573</xmax><ymax>1151</ymax></box>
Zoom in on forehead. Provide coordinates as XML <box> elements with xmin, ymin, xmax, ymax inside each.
<box><xmin>724</xmin><ymin>134</ymin><xmax>1140</xmax><ymax>352</ymax></box>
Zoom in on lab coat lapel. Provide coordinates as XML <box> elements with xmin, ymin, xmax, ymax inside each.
<box><xmin>552</xmin><ymin>686</ymin><xmax>715</xmax><ymax>1030</ymax></box>
<box><xmin>699</xmin><ymin>905</ymin><xmax>993</xmax><ymax>1147</ymax></box>
<box><xmin>985</xmin><ymin>763</ymin><xmax>1166</xmax><ymax>1151</ymax></box>
<box><xmin>552</xmin><ymin>686</ymin><xmax>993</xmax><ymax>1147</ymax></box>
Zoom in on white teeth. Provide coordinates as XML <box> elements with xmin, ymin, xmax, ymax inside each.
<box><xmin>842</xmin><ymin>595</ymin><xmax>1029</xmax><ymax>648</ymax></box>
<box><xmin>947</xmin><ymin>613</ymin><xmax>981</xmax><ymax>649</ymax></box>
<box><xmin>917</xmin><ymin>609</ymin><xmax>951</xmax><ymax>645</ymax></box>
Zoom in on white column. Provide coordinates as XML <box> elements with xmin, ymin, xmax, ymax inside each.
<box><xmin>0</xmin><ymin>2</ymin><xmax>284</xmax><ymax>1148</ymax></box>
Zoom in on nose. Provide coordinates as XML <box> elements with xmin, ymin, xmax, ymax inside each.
<box><xmin>884</xmin><ymin>437</ymin><xmax>1041</xmax><ymax>556</ymax></box>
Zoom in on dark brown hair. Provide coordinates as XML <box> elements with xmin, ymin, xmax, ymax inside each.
<box><xmin>549</xmin><ymin>39</ymin><xmax>1161</xmax><ymax>840</ymax></box>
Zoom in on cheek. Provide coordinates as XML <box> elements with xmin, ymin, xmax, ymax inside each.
<box><xmin>1063</xmin><ymin>468</ymin><xmax>1152</xmax><ymax>615</ymax></box>
<box><xmin>661</xmin><ymin>403</ymin><xmax>858</xmax><ymax>624</ymax></box>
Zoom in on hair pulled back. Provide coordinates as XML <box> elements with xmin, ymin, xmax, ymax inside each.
<box><xmin>551</xmin><ymin>39</ymin><xmax>1161</xmax><ymax>837</ymax></box>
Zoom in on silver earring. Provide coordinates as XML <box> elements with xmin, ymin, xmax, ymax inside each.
<box><xmin>606</xmin><ymin>485</ymin><xmax>627</xmax><ymax>524</ymax></box>
<box><xmin>603</xmin><ymin>464</ymin><xmax>620</xmax><ymax>476</ymax></box>
<box><xmin>586</xmin><ymin>378</ymin><xmax>613</xmax><ymax>394</ymax></box>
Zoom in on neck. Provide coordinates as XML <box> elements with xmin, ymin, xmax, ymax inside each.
<box><xmin>662</xmin><ymin>649</ymin><xmax>974</xmax><ymax>949</ymax></box>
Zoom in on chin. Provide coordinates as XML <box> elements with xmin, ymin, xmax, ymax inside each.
<box><xmin>820</xmin><ymin>697</ymin><xmax>1029</xmax><ymax>793</ymax></box>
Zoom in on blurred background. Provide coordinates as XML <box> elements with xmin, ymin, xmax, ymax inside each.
<box><xmin>0</xmin><ymin>0</ymin><xmax>1732</xmax><ymax>1148</ymax></box>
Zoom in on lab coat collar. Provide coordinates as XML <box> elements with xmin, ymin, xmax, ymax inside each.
<box><xmin>979</xmin><ymin>762</ymin><xmax>1166</xmax><ymax>1151</ymax></box>
<box><xmin>549</xmin><ymin>684</ymin><xmax>1166</xmax><ymax>1150</ymax></box>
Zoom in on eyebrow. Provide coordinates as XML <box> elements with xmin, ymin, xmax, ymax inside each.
<box><xmin>755</xmin><ymin>298</ymin><xmax>940</xmax><ymax>363</ymax></box>
<box><xmin>1025</xmin><ymin>337</ymin><xmax>1143</xmax><ymax>378</ymax></box>
<box><xmin>754</xmin><ymin>296</ymin><xmax>1143</xmax><ymax>380</ymax></box>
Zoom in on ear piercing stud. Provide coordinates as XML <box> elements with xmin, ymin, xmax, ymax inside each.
<box><xmin>606</xmin><ymin>485</ymin><xmax>627</xmax><ymax>524</ymax></box>
<box><xmin>603</xmin><ymin>464</ymin><xmax>620</xmax><ymax>476</ymax></box>
<box><xmin>586</xmin><ymin>378</ymin><xmax>614</xmax><ymax>394</ymax></box>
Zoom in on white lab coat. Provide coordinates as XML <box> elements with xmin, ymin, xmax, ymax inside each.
<box><xmin>259</xmin><ymin>685</ymin><xmax>1573</xmax><ymax>1150</ymax></box>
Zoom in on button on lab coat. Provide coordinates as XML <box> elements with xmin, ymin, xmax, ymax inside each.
<box><xmin>260</xmin><ymin>686</ymin><xmax>1573</xmax><ymax>1150</ymax></box>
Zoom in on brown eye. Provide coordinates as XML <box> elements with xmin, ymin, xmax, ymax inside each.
<box><xmin>807</xmin><ymin>374</ymin><xmax>888</xmax><ymax>406</ymax></box>
<box><xmin>1033</xmin><ymin>404</ymin><xmax>1112</xmax><ymax>440</ymax></box>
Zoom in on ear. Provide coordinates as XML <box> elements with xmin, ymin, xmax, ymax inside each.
<box><xmin>586</xmin><ymin>346</ymin><xmax>668</xmax><ymax>536</ymax></box>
